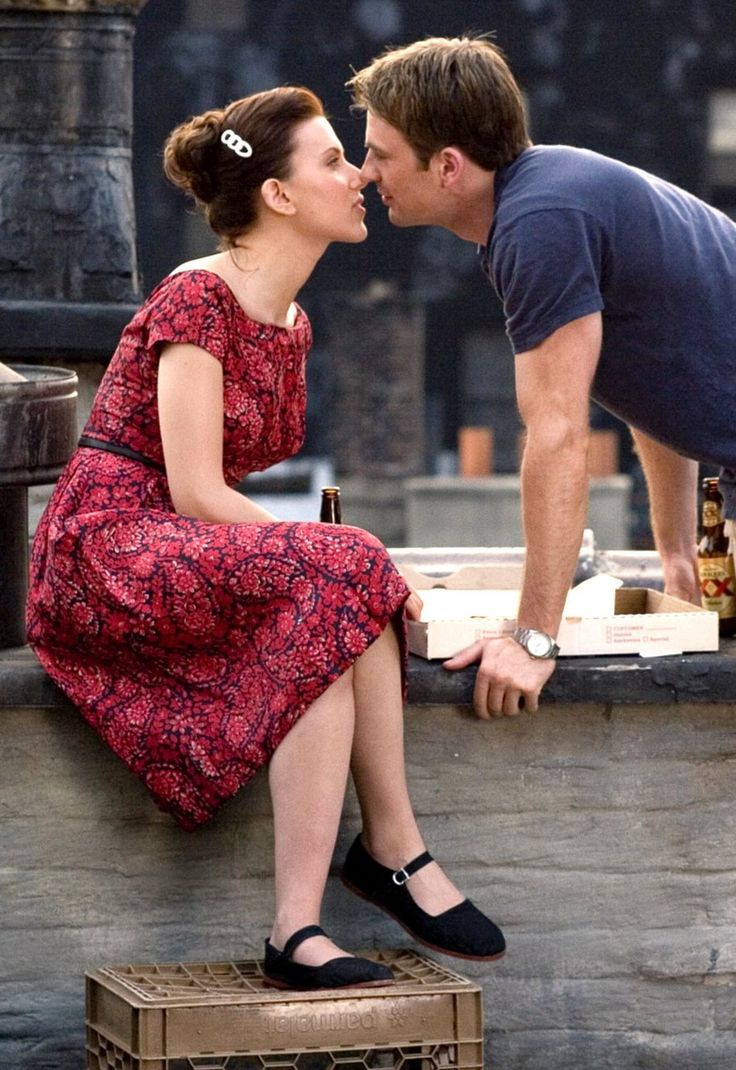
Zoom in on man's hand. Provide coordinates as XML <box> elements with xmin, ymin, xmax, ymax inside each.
<box><xmin>443</xmin><ymin>636</ymin><xmax>556</xmax><ymax>718</ymax></box>
<box><xmin>661</xmin><ymin>549</ymin><xmax>700</xmax><ymax>606</ymax></box>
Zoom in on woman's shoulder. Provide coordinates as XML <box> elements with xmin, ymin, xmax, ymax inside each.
<box><xmin>148</xmin><ymin>264</ymin><xmax>229</xmax><ymax>301</ymax></box>
<box><xmin>122</xmin><ymin>269</ymin><xmax>235</xmax><ymax>363</ymax></box>
<box><xmin>169</xmin><ymin>252</ymin><xmax>223</xmax><ymax>274</ymax></box>
<box><xmin>134</xmin><ymin>269</ymin><xmax>235</xmax><ymax>331</ymax></box>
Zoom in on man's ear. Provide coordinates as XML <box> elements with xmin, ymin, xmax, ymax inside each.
<box><xmin>261</xmin><ymin>178</ymin><xmax>296</xmax><ymax>216</ymax></box>
<box><xmin>436</xmin><ymin>147</ymin><xmax>465</xmax><ymax>188</ymax></box>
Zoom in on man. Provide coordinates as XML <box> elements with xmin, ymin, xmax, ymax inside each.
<box><xmin>348</xmin><ymin>36</ymin><xmax>736</xmax><ymax>718</ymax></box>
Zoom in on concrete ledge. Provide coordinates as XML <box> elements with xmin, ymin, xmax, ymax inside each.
<box><xmin>4</xmin><ymin>641</ymin><xmax>736</xmax><ymax>710</ymax></box>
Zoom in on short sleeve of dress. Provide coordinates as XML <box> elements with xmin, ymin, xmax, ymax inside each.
<box><xmin>490</xmin><ymin>209</ymin><xmax>606</xmax><ymax>354</ymax></box>
<box><xmin>143</xmin><ymin>271</ymin><xmax>230</xmax><ymax>365</ymax></box>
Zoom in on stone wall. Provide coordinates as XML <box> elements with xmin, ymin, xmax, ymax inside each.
<box><xmin>3</xmin><ymin>698</ymin><xmax>735</xmax><ymax>1067</ymax></box>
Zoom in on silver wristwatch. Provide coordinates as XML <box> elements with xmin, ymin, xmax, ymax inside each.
<box><xmin>512</xmin><ymin>626</ymin><xmax>560</xmax><ymax>659</ymax></box>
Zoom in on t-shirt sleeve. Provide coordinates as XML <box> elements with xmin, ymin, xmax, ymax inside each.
<box><xmin>143</xmin><ymin>272</ymin><xmax>229</xmax><ymax>365</ymax></box>
<box><xmin>490</xmin><ymin>208</ymin><xmax>605</xmax><ymax>353</ymax></box>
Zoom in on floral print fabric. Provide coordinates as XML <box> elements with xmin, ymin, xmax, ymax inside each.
<box><xmin>26</xmin><ymin>270</ymin><xmax>409</xmax><ymax>829</ymax></box>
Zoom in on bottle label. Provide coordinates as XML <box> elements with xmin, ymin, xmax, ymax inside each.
<box><xmin>698</xmin><ymin>556</ymin><xmax>736</xmax><ymax>618</ymax></box>
<box><xmin>702</xmin><ymin>501</ymin><xmax>722</xmax><ymax>527</ymax></box>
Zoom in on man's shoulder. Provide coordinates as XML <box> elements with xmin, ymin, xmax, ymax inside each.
<box><xmin>510</xmin><ymin>144</ymin><xmax>630</xmax><ymax>175</ymax></box>
<box><xmin>499</xmin><ymin>145</ymin><xmax>632</xmax><ymax>214</ymax></box>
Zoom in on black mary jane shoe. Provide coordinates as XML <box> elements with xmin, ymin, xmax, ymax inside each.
<box><xmin>341</xmin><ymin>835</ymin><xmax>506</xmax><ymax>962</ymax></box>
<box><xmin>262</xmin><ymin>924</ymin><xmax>394</xmax><ymax>991</ymax></box>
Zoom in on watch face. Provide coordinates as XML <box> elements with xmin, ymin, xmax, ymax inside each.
<box><xmin>527</xmin><ymin>631</ymin><xmax>552</xmax><ymax>657</ymax></box>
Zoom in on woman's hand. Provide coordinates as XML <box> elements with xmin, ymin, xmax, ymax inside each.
<box><xmin>404</xmin><ymin>585</ymin><xmax>424</xmax><ymax>621</ymax></box>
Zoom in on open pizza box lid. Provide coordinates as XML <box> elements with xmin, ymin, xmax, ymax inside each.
<box><xmin>398</xmin><ymin>567</ymin><xmax>718</xmax><ymax>659</ymax></box>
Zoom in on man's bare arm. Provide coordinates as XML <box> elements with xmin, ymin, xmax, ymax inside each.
<box><xmin>630</xmin><ymin>428</ymin><xmax>699</xmax><ymax>603</ymax></box>
<box><xmin>444</xmin><ymin>312</ymin><xmax>602</xmax><ymax>717</ymax></box>
<box><xmin>515</xmin><ymin>312</ymin><xmax>602</xmax><ymax>633</ymax></box>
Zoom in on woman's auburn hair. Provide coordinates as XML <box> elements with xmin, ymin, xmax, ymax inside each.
<box><xmin>163</xmin><ymin>86</ymin><xmax>325</xmax><ymax>244</ymax></box>
<box><xmin>347</xmin><ymin>36</ymin><xmax>530</xmax><ymax>171</ymax></box>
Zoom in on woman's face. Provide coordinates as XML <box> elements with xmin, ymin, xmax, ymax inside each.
<box><xmin>279</xmin><ymin>116</ymin><xmax>367</xmax><ymax>244</ymax></box>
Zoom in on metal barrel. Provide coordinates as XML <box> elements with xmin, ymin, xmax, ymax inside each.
<box><xmin>0</xmin><ymin>364</ymin><xmax>78</xmax><ymax>647</ymax></box>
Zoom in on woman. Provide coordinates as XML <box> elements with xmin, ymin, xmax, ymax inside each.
<box><xmin>26</xmin><ymin>87</ymin><xmax>505</xmax><ymax>990</ymax></box>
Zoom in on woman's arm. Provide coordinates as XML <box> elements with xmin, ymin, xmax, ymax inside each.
<box><xmin>158</xmin><ymin>342</ymin><xmax>278</xmax><ymax>523</ymax></box>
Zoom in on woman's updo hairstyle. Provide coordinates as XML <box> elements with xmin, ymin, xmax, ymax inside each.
<box><xmin>163</xmin><ymin>87</ymin><xmax>325</xmax><ymax>245</ymax></box>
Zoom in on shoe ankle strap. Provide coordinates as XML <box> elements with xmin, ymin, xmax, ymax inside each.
<box><xmin>392</xmin><ymin>850</ymin><xmax>433</xmax><ymax>886</ymax></box>
<box><xmin>283</xmin><ymin>924</ymin><xmax>326</xmax><ymax>959</ymax></box>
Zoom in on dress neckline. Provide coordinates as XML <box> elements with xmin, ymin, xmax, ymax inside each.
<box><xmin>167</xmin><ymin>268</ymin><xmax>306</xmax><ymax>335</ymax></box>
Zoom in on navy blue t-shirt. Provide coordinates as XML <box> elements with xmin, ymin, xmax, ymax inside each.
<box><xmin>481</xmin><ymin>146</ymin><xmax>736</xmax><ymax>505</ymax></box>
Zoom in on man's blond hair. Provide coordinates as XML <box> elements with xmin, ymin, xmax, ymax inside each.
<box><xmin>348</xmin><ymin>35</ymin><xmax>530</xmax><ymax>171</ymax></box>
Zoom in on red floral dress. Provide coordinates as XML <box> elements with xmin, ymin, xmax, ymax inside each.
<box><xmin>26</xmin><ymin>270</ymin><xmax>409</xmax><ymax>830</ymax></box>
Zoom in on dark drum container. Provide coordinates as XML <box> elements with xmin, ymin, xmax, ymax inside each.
<box><xmin>0</xmin><ymin>364</ymin><xmax>78</xmax><ymax>647</ymax></box>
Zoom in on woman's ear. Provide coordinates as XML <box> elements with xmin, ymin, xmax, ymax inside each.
<box><xmin>260</xmin><ymin>178</ymin><xmax>296</xmax><ymax>216</ymax></box>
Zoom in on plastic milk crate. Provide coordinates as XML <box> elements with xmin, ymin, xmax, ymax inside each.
<box><xmin>85</xmin><ymin>950</ymin><xmax>484</xmax><ymax>1070</ymax></box>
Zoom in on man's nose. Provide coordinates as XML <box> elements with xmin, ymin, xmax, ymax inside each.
<box><xmin>358</xmin><ymin>153</ymin><xmax>378</xmax><ymax>185</ymax></box>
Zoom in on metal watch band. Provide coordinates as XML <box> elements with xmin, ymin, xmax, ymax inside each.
<box><xmin>512</xmin><ymin>626</ymin><xmax>560</xmax><ymax>660</ymax></box>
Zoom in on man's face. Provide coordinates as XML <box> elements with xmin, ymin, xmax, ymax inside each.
<box><xmin>360</xmin><ymin>112</ymin><xmax>441</xmax><ymax>227</ymax></box>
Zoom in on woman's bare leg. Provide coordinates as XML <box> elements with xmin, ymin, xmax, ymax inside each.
<box><xmin>268</xmin><ymin>667</ymin><xmax>355</xmax><ymax>966</ymax></box>
<box><xmin>269</xmin><ymin>620</ymin><xmax>464</xmax><ymax>969</ymax></box>
<box><xmin>350</xmin><ymin>623</ymin><xmax>465</xmax><ymax>915</ymax></box>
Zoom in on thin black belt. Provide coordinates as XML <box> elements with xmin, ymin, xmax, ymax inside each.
<box><xmin>78</xmin><ymin>435</ymin><xmax>166</xmax><ymax>474</ymax></box>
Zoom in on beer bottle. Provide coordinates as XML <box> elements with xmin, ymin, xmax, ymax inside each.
<box><xmin>697</xmin><ymin>477</ymin><xmax>736</xmax><ymax>636</ymax></box>
<box><xmin>319</xmin><ymin>486</ymin><xmax>342</xmax><ymax>524</ymax></box>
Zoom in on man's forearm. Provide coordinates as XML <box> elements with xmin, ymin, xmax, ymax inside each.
<box><xmin>630</xmin><ymin>428</ymin><xmax>699</xmax><ymax>602</ymax></box>
<box><xmin>517</xmin><ymin>436</ymin><xmax>589</xmax><ymax>635</ymax></box>
<box><xmin>631</xmin><ymin>428</ymin><xmax>698</xmax><ymax>555</ymax></box>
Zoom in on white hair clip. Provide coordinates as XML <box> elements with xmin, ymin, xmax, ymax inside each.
<box><xmin>221</xmin><ymin>129</ymin><xmax>253</xmax><ymax>158</ymax></box>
